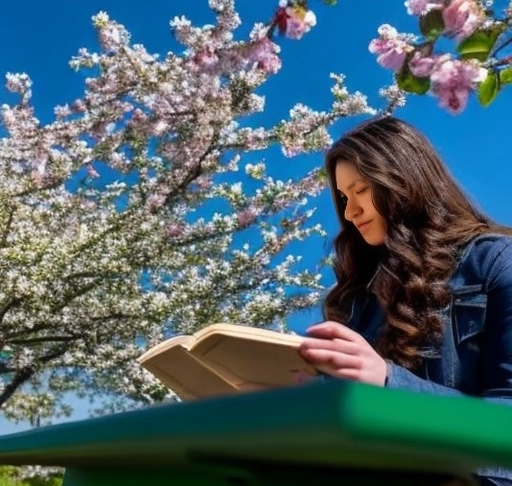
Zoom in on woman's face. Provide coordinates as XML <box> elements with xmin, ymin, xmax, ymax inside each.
<box><xmin>335</xmin><ymin>160</ymin><xmax>387</xmax><ymax>246</ymax></box>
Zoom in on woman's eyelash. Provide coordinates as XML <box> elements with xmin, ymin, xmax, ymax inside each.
<box><xmin>339</xmin><ymin>187</ymin><xmax>368</xmax><ymax>203</ymax></box>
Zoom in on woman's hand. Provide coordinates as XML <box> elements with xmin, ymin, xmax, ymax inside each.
<box><xmin>298</xmin><ymin>321</ymin><xmax>387</xmax><ymax>386</ymax></box>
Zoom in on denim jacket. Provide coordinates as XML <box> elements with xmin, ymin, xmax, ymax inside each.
<box><xmin>347</xmin><ymin>234</ymin><xmax>512</xmax><ymax>485</ymax></box>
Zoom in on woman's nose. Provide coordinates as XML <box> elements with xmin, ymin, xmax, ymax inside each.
<box><xmin>344</xmin><ymin>198</ymin><xmax>361</xmax><ymax>222</ymax></box>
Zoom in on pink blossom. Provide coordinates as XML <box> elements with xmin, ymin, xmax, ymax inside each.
<box><xmin>98</xmin><ymin>25</ymin><xmax>122</xmax><ymax>51</ymax></box>
<box><xmin>166</xmin><ymin>223</ymin><xmax>186</xmax><ymax>237</ymax></box>
<box><xmin>193</xmin><ymin>48</ymin><xmax>220</xmax><ymax>70</ymax></box>
<box><xmin>71</xmin><ymin>99</ymin><xmax>87</xmax><ymax>113</ymax></box>
<box><xmin>404</xmin><ymin>0</ymin><xmax>444</xmax><ymax>16</ymax></box>
<box><xmin>442</xmin><ymin>0</ymin><xmax>485</xmax><ymax>42</ymax></box>
<box><xmin>5</xmin><ymin>72</ymin><xmax>32</xmax><ymax>94</ymax></box>
<box><xmin>194</xmin><ymin>176</ymin><xmax>212</xmax><ymax>190</ymax></box>
<box><xmin>149</xmin><ymin>120</ymin><xmax>168</xmax><ymax>137</ymax></box>
<box><xmin>283</xmin><ymin>15</ymin><xmax>312</xmax><ymax>40</ymax></box>
<box><xmin>369</xmin><ymin>25</ymin><xmax>414</xmax><ymax>72</ymax></box>
<box><xmin>237</xmin><ymin>207</ymin><xmax>259</xmax><ymax>227</ymax></box>
<box><xmin>408</xmin><ymin>52</ymin><xmax>437</xmax><ymax>77</ymax></box>
<box><xmin>54</xmin><ymin>104</ymin><xmax>72</xmax><ymax>119</ymax></box>
<box><xmin>273</xmin><ymin>5</ymin><xmax>317</xmax><ymax>40</ymax></box>
<box><xmin>247</xmin><ymin>38</ymin><xmax>281</xmax><ymax>75</ymax></box>
<box><xmin>147</xmin><ymin>193</ymin><xmax>166</xmax><ymax>211</ymax></box>
<box><xmin>429</xmin><ymin>55</ymin><xmax>487</xmax><ymax>114</ymax></box>
<box><xmin>87</xmin><ymin>164</ymin><xmax>100</xmax><ymax>178</ymax></box>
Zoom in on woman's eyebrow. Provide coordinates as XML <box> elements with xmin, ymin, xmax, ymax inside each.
<box><xmin>347</xmin><ymin>179</ymin><xmax>366</xmax><ymax>190</ymax></box>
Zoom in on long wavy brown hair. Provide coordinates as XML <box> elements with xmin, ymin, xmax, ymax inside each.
<box><xmin>323</xmin><ymin>116</ymin><xmax>512</xmax><ymax>370</ymax></box>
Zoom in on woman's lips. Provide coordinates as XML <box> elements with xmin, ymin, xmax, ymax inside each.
<box><xmin>356</xmin><ymin>221</ymin><xmax>372</xmax><ymax>233</ymax></box>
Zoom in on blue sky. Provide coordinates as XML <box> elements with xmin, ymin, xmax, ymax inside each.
<box><xmin>1</xmin><ymin>0</ymin><xmax>511</xmax><ymax>433</ymax></box>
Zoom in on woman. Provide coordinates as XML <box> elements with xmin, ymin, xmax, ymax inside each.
<box><xmin>298</xmin><ymin>116</ymin><xmax>512</xmax><ymax>486</ymax></box>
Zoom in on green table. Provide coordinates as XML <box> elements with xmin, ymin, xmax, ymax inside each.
<box><xmin>1</xmin><ymin>380</ymin><xmax>512</xmax><ymax>485</ymax></box>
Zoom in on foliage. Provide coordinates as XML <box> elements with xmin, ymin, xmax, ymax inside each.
<box><xmin>0</xmin><ymin>468</ymin><xmax>62</xmax><ymax>486</ymax></box>
<box><xmin>370</xmin><ymin>0</ymin><xmax>512</xmax><ymax>113</ymax></box>
<box><xmin>0</xmin><ymin>0</ymin><xmax>383</xmax><ymax>424</ymax></box>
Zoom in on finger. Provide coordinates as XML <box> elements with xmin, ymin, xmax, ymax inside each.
<box><xmin>299</xmin><ymin>337</ymin><xmax>359</xmax><ymax>356</ymax></box>
<box><xmin>299</xmin><ymin>348</ymin><xmax>362</xmax><ymax>370</ymax></box>
<box><xmin>306</xmin><ymin>321</ymin><xmax>361</xmax><ymax>342</ymax></box>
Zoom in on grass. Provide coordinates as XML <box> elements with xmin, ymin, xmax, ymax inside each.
<box><xmin>0</xmin><ymin>467</ymin><xmax>62</xmax><ymax>486</ymax></box>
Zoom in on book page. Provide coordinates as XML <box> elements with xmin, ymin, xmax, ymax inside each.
<box><xmin>192</xmin><ymin>323</ymin><xmax>304</xmax><ymax>347</ymax></box>
<box><xmin>191</xmin><ymin>328</ymin><xmax>317</xmax><ymax>389</ymax></box>
<box><xmin>137</xmin><ymin>334</ymin><xmax>196</xmax><ymax>362</ymax></box>
<box><xmin>138</xmin><ymin>345</ymin><xmax>237</xmax><ymax>400</ymax></box>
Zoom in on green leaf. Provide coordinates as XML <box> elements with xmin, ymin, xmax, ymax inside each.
<box><xmin>395</xmin><ymin>69</ymin><xmax>430</xmax><ymax>95</ymax></box>
<box><xmin>499</xmin><ymin>67</ymin><xmax>512</xmax><ymax>85</ymax></box>
<box><xmin>457</xmin><ymin>27</ymin><xmax>504</xmax><ymax>62</ymax></box>
<box><xmin>419</xmin><ymin>9</ymin><xmax>445</xmax><ymax>40</ymax></box>
<box><xmin>317</xmin><ymin>167</ymin><xmax>328</xmax><ymax>183</ymax></box>
<box><xmin>477</xmin><ymin>71</ymin><xmax>499</xmax><ymax>107</ymax></box>
<box><xmin>322</xmin><ymin>0</ymin><xmax>338</xmax><ymax>5</ymax></box>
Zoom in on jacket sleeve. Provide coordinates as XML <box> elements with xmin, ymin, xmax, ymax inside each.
<box><xmin>386</xmin><ymin>363</ymin><xmax>512</xmax><ymax>407</ymax></box>
<box><xmin>386</xmin><ymin>239</ymin><xmax>512</xmax><ymax>408</ymax></box>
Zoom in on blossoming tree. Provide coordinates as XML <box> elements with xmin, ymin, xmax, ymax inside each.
<box><xmin>370</xmin><ymin>0</ymin><xmax>512</xmax><ymax>113</ymax></box>
<box><xmin>0</xmin><ymin>0</ymin><xmax>384</xmax><ymax>425</ymax></box>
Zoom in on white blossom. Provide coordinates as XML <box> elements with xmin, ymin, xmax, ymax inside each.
<box><xmin>0</xmin><ymin>1</ymin><xmax>377</xmax><ymax>428</ymax></box>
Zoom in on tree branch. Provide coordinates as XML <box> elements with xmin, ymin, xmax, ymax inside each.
<box><xmin>0</xmin><ymin>347</ymin><xmax>68</xmax><ymax>406</ymax></box>
<box><xmin>9</xmin><ymin>335</ymin><xmax>76</xmax><ymax>345</ymax></box>
<box><xmin>0</xmin><ymin>205</ymin><xmax>16</xmax><ymax>248</ymax></box>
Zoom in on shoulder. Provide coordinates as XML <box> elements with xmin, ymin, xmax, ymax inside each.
<box><xmin>453</xmin><ymin>233</ymin><xmax>512</xmax><ymax>290</ymax></box>
<box><xmin>468</xmin><ymin>232</ymin><xmax>512</xmax><ymax>249</ymax></box>
<box><xmin>461</xmin><ymin>233</ymin><xmax>512</xmax><ymax>262</ymax></box>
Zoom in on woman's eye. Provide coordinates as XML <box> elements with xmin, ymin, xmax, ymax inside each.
<box><xmin>355</xmin><ymin>187</ymin><xmax>367</xmax><ymax>195</ymax></box>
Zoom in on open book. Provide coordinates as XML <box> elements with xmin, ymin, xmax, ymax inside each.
<box><xmin>137</xmin><ymin>323</ymin><xmax>318</xmax><ymax>400</ymax></box>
